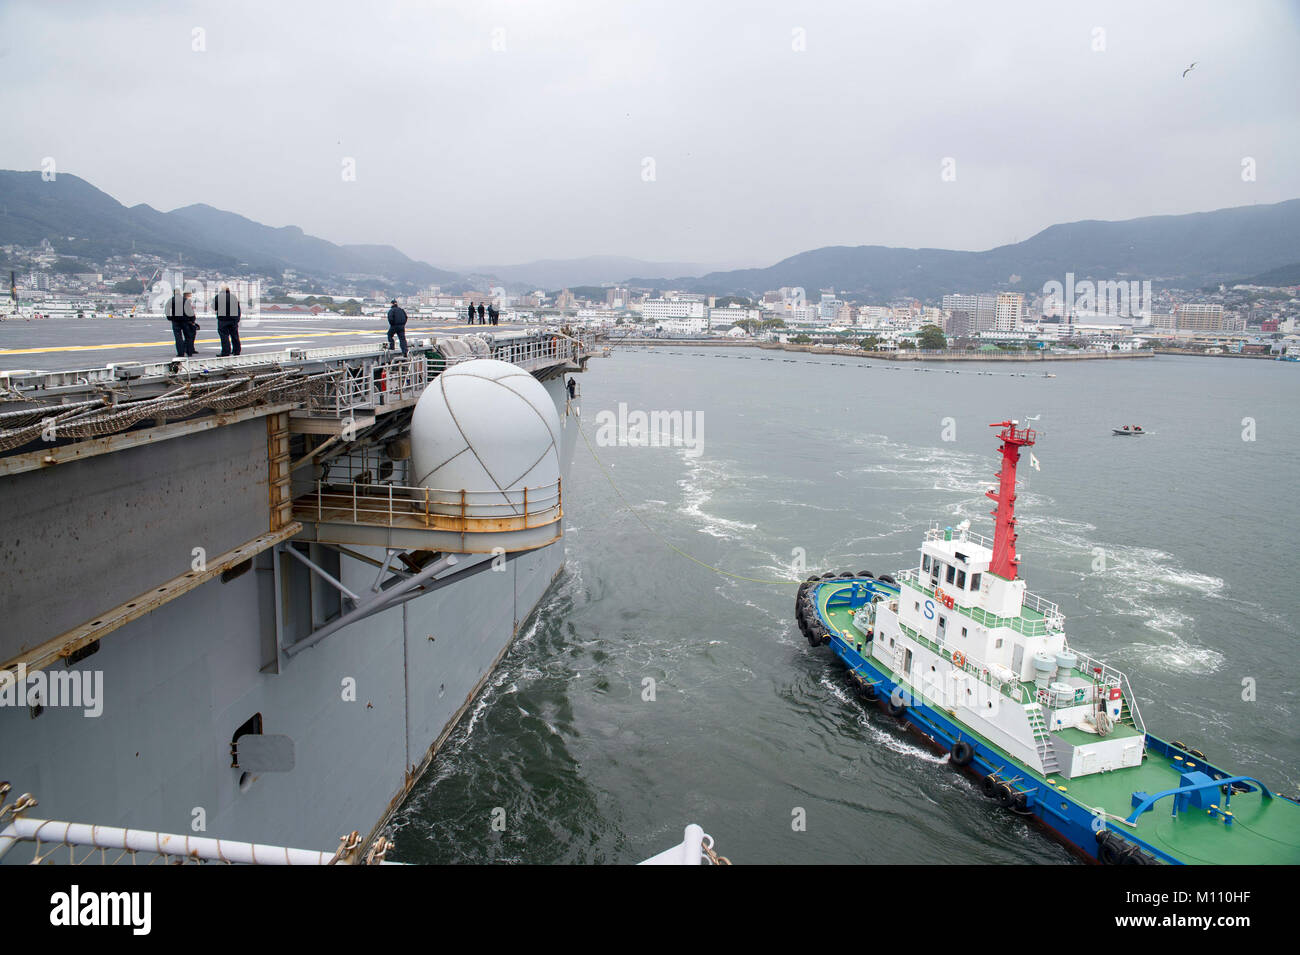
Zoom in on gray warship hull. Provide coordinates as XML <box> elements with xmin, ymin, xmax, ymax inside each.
<box><xmin>0</xmin><ymin>329</ymin><xmax>593</xmax><ymax>856</ymax></box>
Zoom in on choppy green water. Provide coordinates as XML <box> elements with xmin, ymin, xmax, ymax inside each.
<box><xmin>390</xmin><ymin>350</ymin><xmax>1300</xmax><ymax>864</ymax></box>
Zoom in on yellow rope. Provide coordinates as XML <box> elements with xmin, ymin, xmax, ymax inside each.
<box><xmin>576</xmin><ymin>420</ymin><xmax>797</xmax><ymax>586</ymax></box>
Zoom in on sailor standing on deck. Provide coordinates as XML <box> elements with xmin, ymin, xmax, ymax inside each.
<box><xmin>477</xmin><ymin>302</ymin><xmax>485</xmax><ymax>324</ymax></box>
<box><xmin>386</xmin><ymin>298</ymin><xmax>409</xmax><ymax>356</ymax></box>
<box><xmin>467</xmin><ymin>301</ymin><xmax>475</xmax><ymax>324</ymax></box>
<box><xmin>165</xmin><ymin>289</ymin><xmax>198</xmax><ymax>357</ymax></box>
<box><xmin>213</xmin><ymin>285</ymin><xmax>242</xmax><ymax>356</ymax></box>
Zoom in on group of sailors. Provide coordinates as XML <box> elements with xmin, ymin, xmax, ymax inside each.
<box><xmin>164</xmin><ymin>287</ymin><xmax>242</xmax><ymax>357</ymax></box>
<box><xmin>163</xmin><ymin>291</ymin><xmax>505</xmax><ymax>361</ymax></box>
<box><xmin>467</xmin><ymin>302</ymin><xmax>499</xmax><ymax>325</ymax></box>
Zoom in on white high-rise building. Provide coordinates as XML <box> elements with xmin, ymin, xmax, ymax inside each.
<box><xmin>641</xmin><ymin>298</ymin><xmax>707</xmax><ymax>323</ymax></box>
<box><xmin>995</xmin><ymin>292</ymin><xmax>1024</xmax><ymax>331</ymax></box>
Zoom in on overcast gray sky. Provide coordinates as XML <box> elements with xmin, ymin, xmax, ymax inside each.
<box><xmin>2</xmin><ymin>0</ymin><xmax>1297</xmax><ymax>272</ymax></box>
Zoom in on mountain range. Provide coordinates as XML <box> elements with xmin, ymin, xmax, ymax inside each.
<box><xmin>2</xmin><ymin>169</ymin><xmax>1298</xmax><ymax>299</ymax></box>
<box><xmin>625</xmin><ymin>200</ymin><xmax>1300</xmax><ymax>299</ymax></box>
<box><xmin>0</xmin><ymin>171</ymin><xmax>459</xmax><ymax>290</ymax></box>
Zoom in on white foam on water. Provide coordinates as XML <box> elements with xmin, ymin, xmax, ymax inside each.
<box><xmin>1115</xmin><ymin>633</ymin><xmax>1226</xmax><ymax>675</ymax></box>
<box><xmin>817</xmin><ymin>675</ymin><xmax>949</xmax><ymax>765</ymax></box>
<box><xmin>676</xmin><ymin>449</ymin><xmax>758</xmax><ymax>540</ymax></box>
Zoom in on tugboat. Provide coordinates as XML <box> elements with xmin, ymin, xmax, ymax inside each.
<box><xmin>795</xmin><ymin>421</ymin><xmax>1300</xmax><ymax>864</ymax></box>
<box><xmin>1112</xmin><ymin>424</ymin><xmax>1145</xmax><ymax>436</ymax></box>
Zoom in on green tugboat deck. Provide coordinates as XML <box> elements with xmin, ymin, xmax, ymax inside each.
<box><xmin>1059</xmin><ymin>756</ymin><xmax>1299</xmax><ymax>865</ymax></box>
<box><xmin>813</xmin><ymin>579</ymin><xmax>1300</xmax><ymax>864</ymax></box>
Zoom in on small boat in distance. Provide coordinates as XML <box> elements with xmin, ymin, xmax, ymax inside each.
<box><xmin>1112</xmin><ymin>424</ymin><xmax>1146</xmax><ymax>436</ymax></box>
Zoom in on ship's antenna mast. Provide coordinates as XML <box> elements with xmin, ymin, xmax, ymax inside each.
<box><xmin>986</xmin><ymin>419</ymin><xmax>1037</xmax><ymax>580</ymax></box>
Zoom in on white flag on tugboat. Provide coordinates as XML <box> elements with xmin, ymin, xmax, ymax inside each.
<box><xmin>1029</xmin><ymin>452</ymin><xmax>1041</xmax><ymax>471</ymax></box>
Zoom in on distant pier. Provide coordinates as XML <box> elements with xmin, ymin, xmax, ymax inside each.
<box><xmin>612</xmin><ymin>338</ymin><xmax>1154</xmax><ymax>362</ymax></box>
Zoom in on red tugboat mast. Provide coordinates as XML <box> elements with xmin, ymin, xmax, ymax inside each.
<box><xmin>986</xmin><ymin>420</ymin><xmax>1037</xmax><ymax>581</ymax></box>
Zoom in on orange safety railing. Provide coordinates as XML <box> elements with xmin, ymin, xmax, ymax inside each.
<box><xmin>299</xmin><ymin>478</ymin><xmax>563</xmax><ymax>533</ymax></box>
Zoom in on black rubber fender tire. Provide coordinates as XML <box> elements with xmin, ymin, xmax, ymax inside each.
<box><xmin>878</xmin><ymin>574</ymin><xmax>896</xmax><ymax>585</ymax></box>
<box><xmin>837</xmin><ymin>571</ymin><xmax>855</xmax><ymax>578</ymax></box>
<box><xmin>950</xmin><ymin>740</ymin><xmax>974</xmax><ymax>766</ymax></box>
<box><xmin>1099</xmin><ymin>836</ymin><xmax>1124</xmax><ymax>865</ymax></box>
<box><xmin>1119</xmin><ymin>847</ymin><xmax>1146</xmax><ymax>865</ymax></box>
<box><xmin>858</xmin><ymin>683</ymin><xmax>878</xmax><ymax>701</ymax></box>
<box><xmin>981</xmin><ymin>774</ymin><xmax>999</xmax><ymax>798</ymax></box>
<box><xmin>805</xmin><ymin>575</ymin><xmax>820</xmax><ymax>584</ymax></box>
<box><xmin>1011</xmin><ymin>791</ymin><xmax>1030</xmax><ymax>814</ymax></box>
<box><xmin>809</xmin><ymin>622</ymin><xmax>828</xmax><ymax>647</ymax></box>
<box><xmin>1189</xmin><ymin>748</ymin><xmax>1207</xmax><ymax>761</ymax></box>
<box><xmin>885</xmin><ymin>698</ymin><xmax>905</xmax><ymax>718</ymax></box>
<box><xmin>997</xmin><ymin>784</ymin><xmax>1016</xmax><ymax>810</ymax></box>
<box><xmin>820</xmin><ymin>572</ymin><xmax>837</xmax><ymax>580</ymax></box>
<box><xmin>857</xmin><ymin>571</ymin><xmax>874</xmax><ymax>579</ymax></box>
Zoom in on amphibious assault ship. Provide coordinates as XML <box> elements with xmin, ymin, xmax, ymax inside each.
<box><xmin>0</xmin><ymin>326</ymin><xmax>598</xmax><ymax>861</ymax></box>
<box><xmin>797</xmin><ymin>421</ymin><xmax>1300</xmax><ymax>864</ymax></box>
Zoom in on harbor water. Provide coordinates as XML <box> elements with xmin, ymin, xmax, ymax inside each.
<box><xmin>389</xmin><ymin>350</ymin><xmax>1300</xmax><ymax>863</ymax></box>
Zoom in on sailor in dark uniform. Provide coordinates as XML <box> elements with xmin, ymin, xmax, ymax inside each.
<box><xmin>477</xmin><ymin>302</ymin><xmax>485</xmax><ymax>324</ymax></box>
<box><xmin>165</xmin><ymin>289</ymin><xmax>198</xmax><ymax>356</ymax></box>
<box><xmin>467</xmin><ymin>302</ymin><xmax>475</xmax><ymax>324</ymax></box>
<box><xmin>213</xmin><ymin>285</ymin><xmax>242</xmax><ymax>356</ymax></box>
<box><xmin>386</xmin><ymin>299</ymin><xmax>409</xmax><ymax>356</ymax></box>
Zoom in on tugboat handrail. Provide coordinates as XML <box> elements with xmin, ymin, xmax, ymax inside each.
<box><xmin>926</xmin><ymin>523</ymin><xmax>995</xmax><ymax>551</ymax></box>
<box><xmin>896</xmin><ymin>621</ymin><xmax>1033</xmax><ymax>704</ymax></box>
<box><xmin>895</xmin><ymin>570</ymin><xmax>1065</xmax><ymax>636</ymax></box>
<box><xmin>1066</xmin><ymin>646</ymin><xmax>1146</xmax><ymax>735</ymax></box>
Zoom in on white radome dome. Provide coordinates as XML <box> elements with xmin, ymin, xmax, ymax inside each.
<box><xmin>409</xmin><ymin>359</ymin><xmax>561</xmax><ymax>516</ymax></box>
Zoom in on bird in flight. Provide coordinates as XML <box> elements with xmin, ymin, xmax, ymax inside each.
<box><xmin>1182</xmin><ymin>62</ymin><xmax>1197</xmax><ymax>77</ymax></box>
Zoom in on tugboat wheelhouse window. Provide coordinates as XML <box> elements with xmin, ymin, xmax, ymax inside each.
<box><xmin>946</xmin><ymin>565</ymin><xmax>956</xmax><ymax>584</ymax></box>
<box><xmin>970</xmin><ymin>573</ymin><xmax>981</xmax><ymax>591</ymax></box>
<box><xmin>956</xmin><ymin>570</ymin><xmax>966</xmax><ymax>589</ymax></box>
<box><xmin>922</xmin><ymin>554</ymin><xmax>931</xmax><ymax>572</ymax></box>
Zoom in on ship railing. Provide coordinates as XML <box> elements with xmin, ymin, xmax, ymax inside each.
<box><xmin>1067</xmin><ymin>646</ymin><xmax>1146</xmax><ymax>735</ymax></box>
<box><xmin>895</xmin><ymin>569</ymin><xmax>1064</xmax><ymax>636</ymax></box>
<box><xmin>418</xmin><ymin>329</ymin><xmax>595</xmax><ymax>377</ymax></box>
<box><xmin>305</xmin><ymin>355</ymin><xmax>428</xmax><ymax>417</ymax></box>
<box><xmin>300</xmin><ymin>478</ymin><xmax>563</xmax><ymax>532</ymax></box>
<box><xmin>896</xmin><ymin>621</ymin><xmax>1033</xmax><ymax>705</ymax></box>
<box><xmin>926</xmin><ymin>523</ymin><xmax>995</xmax><ymax>551</ymax></box>
<box><xmin>0</xmin><ymin>815</ymin><xmax>399</xmax><ymax>865</ymax></box>
<box><xmin>1021</xmin><ymin>590</ymin><xmax>1065</xmax><ymax>629</ymax></box>
<box><xmin>301</xmin><ymin>330</ymin><xmax>597</xmax><ymax>418</ymax></box>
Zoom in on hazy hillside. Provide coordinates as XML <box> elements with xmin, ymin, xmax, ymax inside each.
<box><xmin>627</xmin><ymin>199</ymin><xmax>1300</xmax><ymax>299</ymax></box>
<box><xmin>6</xmin><ymin>170</ymin><xmax>1298</xmax><ymax>300</ymax></box>
<box><xmin>0</xmin><ymin>170</ymin><xmax>463</xmax><ymax>287</ymax></box>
